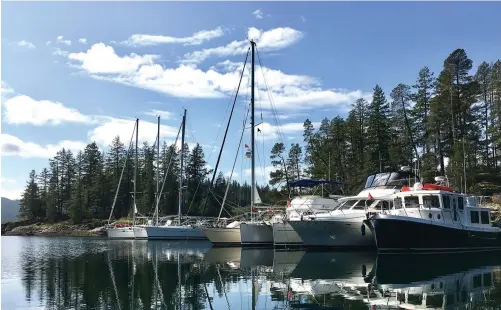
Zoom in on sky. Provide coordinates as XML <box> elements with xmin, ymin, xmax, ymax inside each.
<box><xmin>2</xmin><ymin>2</ymin><xmax>501</xmax><ymax>200</ymax></box>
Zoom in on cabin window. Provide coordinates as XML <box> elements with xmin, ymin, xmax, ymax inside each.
<box><xmin>481</xmin><ymin>211</ymin><xmax>490</xmax><ymax>224</ymax></box>
<box><xmin>340</xmin><ymin>200</ymin><xmax>359</xmax><ymax>210</ymax></box>
<box><xmin>442</xmin><ymin>196</ymin><xmax>450</xmax><ymax>209</ymax></box>
<box><xmin>372</xmin><ymin>200</ymin><xmax>392</xmax><ymax>211</ymax></box>
<box><xmin>423</xmin><ymin>195</ymin><xmax>440</xmax><ymax>208</ymax></box>
<box><xmin>404</xmin><ymin>196</ymin><xmax>420</xmax><ymax>208</ymax></box>
<box><xmin>458</xmin><ymin>197</ymin><xmax>464</xmax><ymax>210</ymax></box>
<box><xmin>470</xmin><ymin>211</ymin><xmax>479</xmax><ymax>224</ymax></box>
<box><xmin>473</xmin><ymin>275</ymin><xmax>482</xmax><ymax>288</ymax></box>
<box><xmin>394</xmin><ymin>198</ymin><xmax>402</xmax><ymax>209</ymax></box>
<box><xmin>452</xmin><ymin>198</ymin><xmax>457</xmax><ymax>210</ymax></box>
<box><xmin>353</xmin><ymin>200</ymin><xmax>372</xmax><ymax>210</ymax></box>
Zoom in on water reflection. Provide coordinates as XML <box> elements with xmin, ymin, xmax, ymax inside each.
<box><xmin>2</xmin><ymin>237</ymin><xmax>501</xmax><ymax>309</ymax></box>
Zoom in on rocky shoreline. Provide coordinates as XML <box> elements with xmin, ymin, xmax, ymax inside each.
<box><xmin>1</xmin><ymin>219</ymin><xmax>108</xmax><ymax>237</ymax></box>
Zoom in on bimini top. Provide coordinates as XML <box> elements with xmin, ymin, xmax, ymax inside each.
<box><xmin>288</xmin><ymin>178</ymin><xmax>342</xmax><ymax>188</ymax></box>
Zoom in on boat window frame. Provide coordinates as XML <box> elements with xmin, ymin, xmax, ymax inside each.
<box><xmin>403</xmin><ymin>195</ymin><xmax>420</xmax><ymax>209</ymax></box>
<box><xmin>339</xmin><ymin>199</ymin><xmax>361</xmax><ymax>210</ymax></box>
<box><xmin>393</xmin><ymin>197</ymin><xmax>403</xmax><ymax>209</ymax></box>
<box><xmin>442</xmin><ymin>195</ymin><xmax>451</xmax><ymax>209</ymax></box>
<box><xmin>353</xmin><ymin>199</ymin><xmax>372</xmax><ymax>210</ymax></box>
<box><xmin>422</xmin><ymin>195</ymin><xmax>441</xmax><ymax>209</ymax></box>
<box><xmin>480</xmin><ymin>211</ymin><xmax>490</xmax><ymax>224</ymax></box>
<box><xmin>458</xmin><ymin>196</ymin><xmax>464</xmax><ymax>210</ymax></box>
<box><xmin>470</xmin><ymin>210</ymin><xmax>480</xmax><ymax>224</ymax></box>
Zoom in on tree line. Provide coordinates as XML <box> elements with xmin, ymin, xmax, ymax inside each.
<box><xmin>270</xmin><ymin>49</ymin><xmax>501</xmax><ymax>195</ymax></box>
<box><xmin>19</xmin><ymin>138</ymin><xmax>277</xmax><ymax>223</ymax></box>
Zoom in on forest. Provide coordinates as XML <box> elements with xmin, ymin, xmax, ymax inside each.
<box><xmin>19</xmin><ymin>48</ymin><xmax>501</xmax><ymax>223</ymax></box>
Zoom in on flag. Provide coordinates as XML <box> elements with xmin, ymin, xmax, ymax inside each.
<box><xmin>287</xmin><ymin>200</ymin><xmax>291</xmax><ymax>208</ymax></box>
<box><xmin>368</xmin><ymin>192</ymin><xmax>374</xmax><ymax>201</ymax></box>
<box><xmin>245</xmin><ymin>144</ymin><xmax>249</xmax><ymax>148</ymax></box>
<box><xmin>257</xmin><ymin>128</ymin><xmax>261</xmax><ymax>133</ymax></box>
<box><xmin>134</xmin><ymin>204</ymin><xmax>138</xmax><ymax>214</ymax></box>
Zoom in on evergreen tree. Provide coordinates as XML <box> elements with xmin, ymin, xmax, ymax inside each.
<box><xmin>20</xmin><ymin>170</ymin><xmax>43</xmax><ymax>220</ymax></box>
<box><xmin>366</xmin><ymin>85</ymin><xmax>391</xmax><ymax>172</ymax></box>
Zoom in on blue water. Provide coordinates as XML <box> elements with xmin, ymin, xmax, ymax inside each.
<box><xmin>2</xmin><ymin>236</ymin><xmax>501</xmax><ymax>309</ymax></box>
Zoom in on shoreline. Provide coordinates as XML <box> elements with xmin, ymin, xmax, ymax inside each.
<box><xmin>1</xmin><ymin>220</ymin><xmax>108</xmax><ymax>237</ymax></box>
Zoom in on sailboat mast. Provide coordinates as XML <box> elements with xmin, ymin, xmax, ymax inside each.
<box><xmin>250</xmin><ymin>40</ymin><xmax>256</xmax><ymax>221</ymax></box>
<box><xmin>156</xmin><ymin>116</ymin><xmax>160</xmax><ymax>225</ymax></box>
<box><xmin>133</xmin><ymin>118</ymin><xmax>138</xmax><ymax>226</ymax></box>
<box><xmin>178</xmin><ymin>109</ymin><xmax>187</xmax><ymax>225</ymax></box>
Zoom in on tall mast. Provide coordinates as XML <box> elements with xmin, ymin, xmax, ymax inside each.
<box><xmin>250</xmin><ymin>40</ymin><xmax>256</xmax><ymax>222</ymax></box>
<box><xmin>133</xmin><ymin>118</ymin><xmax>138</xmax><ymax>226</ymax></box>
<box><xmin>156</xmin><ymin>116</ymin><xmax>160</xmax><ymax>225</ymax></box>
<box><xmin>178</xmin><ymin>109</ymin><xmax>187</xmax><ymax>225</ymax></box>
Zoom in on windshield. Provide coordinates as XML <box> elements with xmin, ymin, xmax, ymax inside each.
<box><xmin>372</xmin><ymin>172</ymin><xmax>391</xmax><ymax>187</ymax></box>
<box><xmin>364</xmin><ymin>175</ymin><xmax>375</xmax><ymax>188</ymax></box>
<box><xmin>365</xmin><ymin>171</ymin><xmax>412</xmax><ymax>188</ymax></box>
<box><xmin>340</xmin><ymin>199</ymin><xmax>360</xmax><ymax>210</ymax></box>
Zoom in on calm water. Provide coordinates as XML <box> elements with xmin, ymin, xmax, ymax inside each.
<box><xmin>2</xmin><ymin>237</ymin><xmax>501</xmax><ymax>310</ymax></box>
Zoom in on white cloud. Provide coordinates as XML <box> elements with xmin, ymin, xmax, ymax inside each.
<box><xmin>67</xmin><ymin>42</ymin><xmax>369</xmax><ymax>111</ymax></box>
<box><xmin>52</xmin><ymin>47</ymin><xmax>69</xmax><ymax>57</ymax></box>
<box><xmin>1</xmin><ymin>134</ymin><xmax>87</xmax><ymax>159</ymax></box>
<box><xmin>2</xmin><ymin>95</ymin><xmax>94</xmax><ymax>126</ymax></box>
<box><xmin>181</xmin><ymin>27</ymin><xmax>304</xmax><ymax>64</ymax></box>
<box><xmin>68</xmin><ymin>43</ymin><xmax>157</xmax><ymax>74</ymax></box>
<box><xmin>78</xmin><ymin>38</ymin><xmax>87</xmax><ymax>44</ymax></box>
<box><xmin>1</xmin><ymin>81</ymin><xmax>15</xmax><ymax>101</ymax></box>
<box><xmin>224</xmin><ymin>171</ymin><xmax>239</xmax><ymax>178</ymax></box>
<box><xmin>243</xmin><ymin>165</ymin><xmax>275</xmax><ymax>184</ymax></box>
<box><xmin>144</xmin><ymin>109</ymin><xmax>176</xmax><ymax>120</ymax></box>
<box><xmin>88</xmin><ymin>117</ymin><xmax>179</xmax><ymax>147</ymax></box>
<box><xmin>57</xmin><ymin>36</ymin><xmax>71</xmax><ymax>46</ymax></box>
<box><xmin>123</xmin><ymin>27</ymin><xmax>225</xmax><ymax>46</ymax></box>
<box><xmin>46</xmin><ymin>41</ymin><xmax>51</xmax><ymax>46</ymax></box>
<box><xmin>14</xmin><ymin>40</ymin><xmax>36</xmax><ymax>49</ymax></box>
<box><xmin>301</xmin><ymin>16</ymin><xmax>307</xmax><ymax>22</ymax></box>
<box><xmin>0</xmin><ymin>178</ymin><xmax>23</xmax><ymax>200</ymax></box>
<box><xmin>1</xmin><ymin>177</ymin><xmax>17</xmax><ymax>185</ymax></box>
<box><xmin>253</xmin><ymin>9</ymin><xmax>264</xmax><ymax>19</ymax></box>
<box><xmin>255</xmin><ymin>121</ymin><xmax>320</xmax><ymax>141</ymax></box>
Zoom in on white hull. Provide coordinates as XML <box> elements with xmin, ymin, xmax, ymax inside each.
<box><xmin>145</xmin><ymin>225</ymin><xmax>207</xmax><ymax>240</ymax></box>
<box><xmin>272</xmin><ymin>222</ymin><xmax>303</xmax><ymax>247</ymax></box>
<box><xmin>240</xmin><ymin>223</ymin><xmax>273</xmax><ymax>246</ymax></box>
<box><xmin>289</xmin><ymin>218</ymin><xmax>374</xmax><ymax>248</ymax></box>
<box><xmin>133</xmin><ymin>226</ymin><xmax>148</xmax><ymax>239</ymax></box>
<box><xmin>202</xmin><ymin>227</ymin><xmax>241</xmax><ymax>245</ymax></box>
<box><xmin>107</xmin><ymin>227</ymin><xmax>135</xmax><ymax>239</ymax></box>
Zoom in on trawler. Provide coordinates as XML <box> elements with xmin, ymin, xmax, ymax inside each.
<box><xmin>289</xmin><ymin>168</ymin><xmax>417</xmax><ymax>248</ymax></box>
<box><xmin>364</xmin><ymin>176</ymin><xmax>501</xmax><ymax>252</ymax></box>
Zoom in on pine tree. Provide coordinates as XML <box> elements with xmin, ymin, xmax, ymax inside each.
<box><xmin>286</xmin><ymin>143</ymin><xmax>303</xmax><ymax>182</ymax></box>
<box><xmin>366</xmin><ymin>85</ymin><xmax>391</xmax><ymax>172</ymax></box>
<box><xmin>19</xmin><ymin>170</ymin><xmax>43</xmax><ymax>220</ymax></box>
<box><xmin>269</xmin><ymin>142</ymin><xmax>287</xmax><ymax>186</ymax></box>
<box><xmin>389</xmin><ymin>83</ymin><xmax>415</xmax><ymax>168</ymax></box>
<box><xmin>412</xmin><ymin>67</ymin><xmax>436</xmax><ymax>153</ymax></box>
<box><xmin>185</xmin><ymin>143</ymin><xmax>208</xmax><ymax>214</ymax></box>
<box><xmin>69</xmin><ymin>151</ymin><xmax>86</xmax><ymax>223</ymax></box>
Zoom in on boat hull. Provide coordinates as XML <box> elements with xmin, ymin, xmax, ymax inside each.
<box><xmin>240</xmin><ymin>223</ymin><xmax>274</xmax><ymax>246</ymax></box>
<box><xmin>365</xmin><ymin>215</ymin><xmax>501</xmax><ymax>253</ymax></box>
<box><xmin>289</xmin><ymin>218</ymin><xmax>375</xmax><ymax>248</ymax></box>
<box><xmin>107</xmin><ymin>227</ymin><xmax>135</xmax><ymax>239</ymax></box>
<box><xmin>201</xmin><ymin>227</ymin><xmax>241</xmax><ymax>246</ymax></box>
<box><xmin>133</xmin><ymin>226</ymin><xmax>148</xmax><ymax>239</ymax></box>
<box><xmin>272</xmin><ymin>222</ymin><xmax>303</xmax><ymax>247</ymax></box>
<box><xmin>145</xmin><ymin>225</ymin><xmax>207</xmax><ymax>240</ymax></box>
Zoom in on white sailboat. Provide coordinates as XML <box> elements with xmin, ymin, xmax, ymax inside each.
<box><xmin>107</xmin><ymin>118</ymin><xmax>139</xmax><ymax>239</ymax></box>
<box><xmin>145</xmin><ymin>110</ymin><xmax>207</xmax><ymax>240</ymax></box>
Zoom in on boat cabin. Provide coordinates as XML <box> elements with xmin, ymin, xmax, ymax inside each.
<box><xmin>388</xmin><ymin>183</ymin><xmax>496</xmax><ymax>229</ymax></box>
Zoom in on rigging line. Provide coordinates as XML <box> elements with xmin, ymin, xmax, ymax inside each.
<box><xmin>201</xmin><ymin>48</ymin><xmax>251</xmax><ymax>214</ymax></box>
<box><xmin>152</xmin><ymin>121</ymin><xmax>183</xmax><ymax>222</ymax></box>
<box><xmin>256</xmin><ymin>48</ymin><xmax>287</xmax><ymax>146</ymax></box>
<box><xmin>108</xmin><ymin>121</ymin><xmax>137</xmax><ymax>224</ymax></box>
<box><xmin>107</xmin><ymin>253</ymin><xmax>123</xmax><ymax>310</ymax></box>
<box><xmin>218</xmin><ymin>106</ymin><xmax>250</xmax><ymax>223</ymax></box>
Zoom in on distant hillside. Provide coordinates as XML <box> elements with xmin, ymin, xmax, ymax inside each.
<box><xmin>1</xmin><ymin>197</ymin><xmax>20</xmax><ymax>223</ymax></box>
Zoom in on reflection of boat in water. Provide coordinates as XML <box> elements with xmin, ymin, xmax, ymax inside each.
<box><xmin>367</xmin><ymin>252</ymin><xmax>501</xmax><ymax>309</ymax></box>
<box><xmin>146</xmin><ymin>240</ymin><xmax>212</xmax><ymax>263</ymax></box>
<box><xmin>290</xmin><ymin>251</ymin><xmax>376</xmax><ymax>281</ymax></box>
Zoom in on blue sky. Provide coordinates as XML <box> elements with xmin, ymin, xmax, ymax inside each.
<box><xmin>2</xmin><ymin>2</ymin><xmax>501</xmax><ymax>200</ymax></box>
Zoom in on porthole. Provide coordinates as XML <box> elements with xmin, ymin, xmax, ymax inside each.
<box><xmin>437</xmin><ymin>214</ymin><xmax>441</xmax><ymax>220</ymax></box>
<box><xmin>429</xmin><ymin>213</ymin><xmax>432</xmax><ymax>219</ymax></box>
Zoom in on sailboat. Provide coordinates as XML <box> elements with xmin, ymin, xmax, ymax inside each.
<box><xmin>107</xmin><ymin>118</ymin><xmax>139</xmax><ymax>239</ymax></box>
<box><xmin>145</xmin><ymin>110</ymin><xmax>207</xmax><ymax>240</ymax></box>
